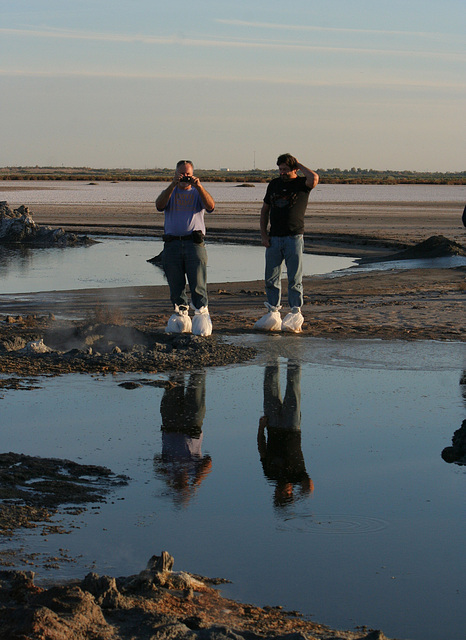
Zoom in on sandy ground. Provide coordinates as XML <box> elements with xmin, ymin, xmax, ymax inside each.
<box><xmin>0</xmin><ymin>199</ymin><xmax>465</xmax><ymax>639</ymax></box>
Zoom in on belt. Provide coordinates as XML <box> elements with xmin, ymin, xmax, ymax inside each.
<box><xmin>163</xmin><ymin>231</ymin><xmax>205</xmax><ymax>243</ymax></box>
<box><xmin>163</xmin><ymin>234</ymin><xmax>192</xmax><ymax>242</ymax></box>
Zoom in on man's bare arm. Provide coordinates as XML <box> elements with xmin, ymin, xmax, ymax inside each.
<box><xmin>260</xmin><ymin>202</ymin><xmax>271</xmax><ymax>247</ymax></box>
<box><xmin>155</xmin><ymin>180</ymin><xmax>178</xmax><ymax>211</ymax></box>
<box><xmin>192</xmin><ymin>178</ymin><xmax>215</xmax><ymax>212</ymax></box>
<box><xmin>296</xmin><ymin>162</ymin><xmax>319</xmax><ymax>190</ymax></box>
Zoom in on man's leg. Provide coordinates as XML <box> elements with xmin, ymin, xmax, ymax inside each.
<box><xmin>162</xmin><ymin>240</ymin><xmax>189</xmax><ymax>308</ymax></box>
<box><xmin>284</xmin><ymin>235</ymin><xmax>304</xmax><ymax>309</ymax></box>
<box><xmin>263</xmin><ymin>360</ymin><xmax>282</xmax><ymax>428</ymax></box>
<box><xmin>184</xmin><ymin>241</ymin><xmax>208</xmax><ymax>310</ymax></box>
<box><xmin>282</xmin><ymin>360</ymin><xmax>302</xmax><ymax>429</ymax></box>
<box><xmin>265</xmin><ymin>237</ymin><xmax>284</xmax><ymax>309</ymax></box>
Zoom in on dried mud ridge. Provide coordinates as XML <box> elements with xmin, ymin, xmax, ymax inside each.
<box><xmin>0</xmin><ymin>317</ymin><xmax>257</xmax><ymax>377</ymax></box>
<box><xmin>0</xmin><ymin>552</ymin><xmax>393</xmax><ymax>640</ymax></box>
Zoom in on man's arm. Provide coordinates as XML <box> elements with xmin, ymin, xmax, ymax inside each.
<box><xmin>260</xmin><ymin>202</ymin><xmax>271</xmax><ymax>247</ymax></box>
<box><xmin>155</xmin><ymin>180</ymin><xmax>178</xmax><ymax>211</ymax></box>
<box><xmin>296</xmin><ymin>162</ymin><xmax>319</xmax><ymax>190</ymax></box>
<box><xmin>192</xmin><ymin>177</ymin><xmax>215</xmax><ymax>212</ymax></box>
<box><xmin>258</xmin><ymin>416</ymin><xmax>268</xmax><ymax>460</ymax></box>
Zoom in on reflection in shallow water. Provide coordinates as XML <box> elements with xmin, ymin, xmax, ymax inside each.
<box><xmin>154</xmin><ymin>372</ymin><xmax>211</xmax><ymax>507</ymax></box>
<box><xmin>0</xmin><ymin>337</ymin><xmax>465</xmax><ymax>640</ymax></box>
<box><xmin>258</xmin><ymin>360</ymin><xmax>313</xmax><ymax>508</ymax></box>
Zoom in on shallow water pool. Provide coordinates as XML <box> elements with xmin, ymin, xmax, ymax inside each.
<box><xmin>0</xmin><ymin>336</ymin><xmax>465</xmax><ymax>640</ymax></box>
<box><xmin>0</xmin><ymin>236</ymin><xmax>355</xmax><ymax>294</ymax></box>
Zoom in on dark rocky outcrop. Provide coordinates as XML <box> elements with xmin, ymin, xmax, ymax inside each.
<box><xmin>0</xmin><ymin>201</ymin><xmax>97</xmax><ymax>247</ymax></box>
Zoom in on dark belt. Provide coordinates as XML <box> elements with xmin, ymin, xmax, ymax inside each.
<box><xmin>163</xmin><ymin>231</ymin><xmax>205</xmax><ymax>244</ymax></box>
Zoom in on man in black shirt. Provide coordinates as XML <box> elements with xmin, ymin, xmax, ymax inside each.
<box><xmin>255</xmin><ymin>153</ymin><xmax>319</xmax><ymax>332</ymax></box>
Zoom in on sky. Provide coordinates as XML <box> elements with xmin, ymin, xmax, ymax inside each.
<box><xmin>0</xmin><ymin>0</ymin><xmax>465</xmax><ymax>171</ymax></box>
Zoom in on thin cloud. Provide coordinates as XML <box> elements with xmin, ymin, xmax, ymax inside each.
<box><xmin>0</xmin><ymin>27</ymin><xmax>173</xmax><ymax>44</ymax></box>
<box><xmin>1</xmin><ymin>68</ymin><xmax>464</xmax><ymax>92</ymax></box>
<box><xmin>215</xmin><ymin>18</ymin><xmax>459</xmax><ymax>42</ymax></box>
<box><xmin>1</xmin><ymin>27</ymin><xmax>464</xmax><ymax>62</ymax></box>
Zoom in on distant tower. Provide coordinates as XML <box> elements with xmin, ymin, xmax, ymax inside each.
<box><xmin>253</xmin><ymin>151</ymin><xmax>256</xmax><ymax>171</ymax></box>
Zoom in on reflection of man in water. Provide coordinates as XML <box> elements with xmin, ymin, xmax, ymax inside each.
<box><xmin>258</xmin><ymin>359</ymin><xmax>313</xmax><ymax>507</ymax></box>
<box><xmin>153</xmin><ymin>371</ymin><xmax>212</xmax><ymax>507</ymax></box>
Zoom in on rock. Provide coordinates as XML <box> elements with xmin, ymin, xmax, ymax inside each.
<box><xmin>0</xmin><ymin>336</ymin><xmax>27</xmax><ymax>351</ymax></box>
<box><xmin>20</xmin><ymin>339</ymin><xmax>52</xmax><ymax>354</ymax></box>
<box><xmin>362</xmin><ymin>631</ymin><xmax>389</xmax><ymax>640</ymax></box>
<box><xmin>0</xmin><ymin>201</ymin><xmax>97</xmax><ymax>247</ymax></box>
<box><xmin>118</xmin><ymin>381</ymin><xmax>141</xmax><ymax>389</ymax></box>
<box><xmin>81</xmin><ymin>573</ymin><xmax>128</xmax><ymax>609</ymax></box>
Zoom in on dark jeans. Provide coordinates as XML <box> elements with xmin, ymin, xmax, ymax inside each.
<box><xmin>162</xmin><ymin>238</ymin><xmax>208</xmax><ymax>309</ymax></box>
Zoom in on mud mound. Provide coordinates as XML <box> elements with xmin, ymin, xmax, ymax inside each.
<box><xmin>361</xmin><ymin>235</ymin><xmax>466</xmax><ymax>263</ymax></box>
<box><xmin>0</xmin><ymin>201</ymin><xmax>96</xmax><ymax>247</ymax></box>
<box><xmin>44</xmin><ymin>322</ymin><xmax>151</xmax><ymax>353</ymax></box>
<box><xmin>0</xmin><ymin>319</ymin><xmax>257</xmax><ymax>376</ymax></box>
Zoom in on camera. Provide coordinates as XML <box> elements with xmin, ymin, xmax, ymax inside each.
<box><xmin>180</xmin><ymin>175</ymin><xmax>194</xmax><ymax>183</ymax></box>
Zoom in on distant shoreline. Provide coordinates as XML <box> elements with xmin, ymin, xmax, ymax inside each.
<box><xmin>1</xmin><ymin>166</ymin><xmax>465</xmax><ymax>185</ymax></box>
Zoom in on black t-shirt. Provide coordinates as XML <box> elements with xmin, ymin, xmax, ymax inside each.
<box><xmin>264</xmin><ymin>176</ymin><xmax>311</xmax><ymax>236</ymax></box>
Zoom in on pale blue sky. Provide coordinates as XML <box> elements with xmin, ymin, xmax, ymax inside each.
<box><xmin>1</xmin><ymin>0</ymin><xmax>464</xmax><ymax>170</ymax></box>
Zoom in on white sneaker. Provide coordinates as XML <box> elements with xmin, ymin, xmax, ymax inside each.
<box><xmin>281</xmin><ymin>307</ymin><xmax>304</xmax><ymax>333</ymax></box>
<box><xmin>165</xmin><ymin>305</ymin><xmax>192</xmax><ymax>333</ymax></box>
<box><xmin>191</xmin><ymin>306</ymin><xmax>212</xmax><ymax>336</ymax></box>
<box><xmin>254</xmin><ymin>303</ymin><xmax>282</xmax><ymax>331</ymax></box>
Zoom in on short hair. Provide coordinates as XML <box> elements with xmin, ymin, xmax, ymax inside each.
<box><xmin>276</xmin><ymin>154</ymin><xmax>298</xmax><ymax>170</ymax></box>
<box><xmin>176</xmin><ymin>160</ymin><xmax>194</xmax><ymax>169</ymax></box>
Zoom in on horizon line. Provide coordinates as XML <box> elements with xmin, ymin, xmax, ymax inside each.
<box><xmin>1</xmin><ymin>166</ymin><xmax>464</xmax><ymax>174</ymax></box>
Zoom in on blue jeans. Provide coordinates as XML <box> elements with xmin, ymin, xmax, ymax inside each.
<box><xmin>265</xmin><ymin>235</ymin><xmax>304</xmax><ymax>309</ymax></box>
<box><xmin>162</xmin><ymin>238</ymin><xmax>208</xmax><ymax>309</ymax></box>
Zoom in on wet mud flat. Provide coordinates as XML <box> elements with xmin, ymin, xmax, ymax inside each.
<box><xmin>0</xmin><ymin>452</ymin><xmax>129</xmax><ymax>540</ymax></box>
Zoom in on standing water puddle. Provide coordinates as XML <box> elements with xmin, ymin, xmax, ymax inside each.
<box><xmin>0</xmin><ymin>236</ymin><xmax>355</xmax><ymax>294</ymax></box>
<box><xmin>0</xmin><ymin>336</ymin><xmax>465</xmax><ymax>640</ymax></box>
